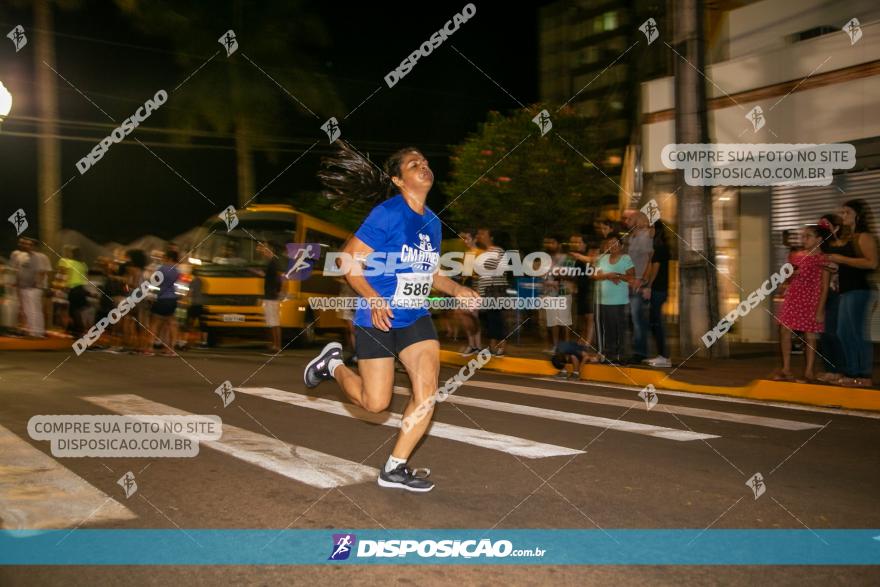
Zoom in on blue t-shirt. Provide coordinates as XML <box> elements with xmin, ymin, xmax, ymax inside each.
<box><xmin>353</xmin><ymin>194</ymin><xmax>442</xmax><ymax>329</ymax></box>
<box><xmin>157</xmin><ymin>264</ymin><xmax>180</xmax><ymax>300</ymax></box>
<box><xmin>595</xmin><ymin>253</ymin><xmax>633</xmax><ymax>305</ymax></box>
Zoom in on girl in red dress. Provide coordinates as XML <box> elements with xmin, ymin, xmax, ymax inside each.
<box><xmin>775</xmin><ymin>223</ymin><xmax>832</xmax><ymax>382</ymax></box>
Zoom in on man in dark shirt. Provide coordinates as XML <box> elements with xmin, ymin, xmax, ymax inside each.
<box><xmin>645</xmin><ymin>224</ymin><xmax>671</xmax><ymax>367</ymax></box>
<box><xmin>260</xmin><ymin>242</ymin><xmax>283</xmax><ymax>353</ymax></box>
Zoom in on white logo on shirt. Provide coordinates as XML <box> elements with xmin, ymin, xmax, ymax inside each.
<box><xmin>400</xmin><ymin>233</ymin><xmax>439</xmax><ymax>272</ymax></box>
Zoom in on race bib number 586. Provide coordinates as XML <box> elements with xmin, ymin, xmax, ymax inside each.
<box><xmin>392</xmin><ymin>273</ymin><xmax>433</xmax><ymax>309</ymax></box>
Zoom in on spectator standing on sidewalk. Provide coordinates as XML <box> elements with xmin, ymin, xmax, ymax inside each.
<box><xmin>826</xmin><ymin>199</ymin><xmax>878</xmax><ymax>387</ymax></box>
<box><xmin>125</xmin><ymin>249</ymin><xmax>151</xmax><ymax>353</ymax></box>
<box><xmin>260</xmin><ymin>242</ymin><xmax>283</xmax><ymax>354</ymax></box>
<box><xmin>644</xmin><ymin>222</ymin><xmax>671</xmax><ymax>368</ymax></box>
<box><xmin>773</xmin><ymin>223</ymin><xmax>831</xmax><ymax>382</ymax></box>
<box><xmin>11</xmin><ymin>237</ymin><xmax>46</xmax><ymax>338</ymax></box>
<box><xmin>148</xmin><ymin>249</ymin><xmax>181</xmax><ymax>357</ymax></box>
<box><xmin>31</xmin><ymin>242</ymin><xmax>52</xmax><ymax>331</ymax></box>
<box><xmin>58</xmin><ymin>246</ymin><xmax>90</xmax><ymax>338</ymax></box>
<box><xmin>567</xmin><ymin>233</ymin><xmax>595</xmax><ymax>346</ymax></box>
<box><xmin>593</xmin><ymin>235</ymin><xmax>634</xmax><ymax>365</ymax></box>
<box><xmin>541</xmin><ymin>236</ymin><xmax>572</xmax><ymax>352</ymax></box>
<box><xmin>624</xmin><ymin>211</ymin><xmax>653</xmax><ymax>364</ymax></box>
<box><xmin>475</xmin><ymin>227</ymin><xmax>509</xmax><ymax>356</ymax></box>
<box><xmin>455</xmin><ymin>228</ymin><xmax>482</xmax><ymax>355</ymax></box>
<box><xmin>816</xmin><ymin>214</ymin><xmax>846</xmax><ymax>383</ymax></box>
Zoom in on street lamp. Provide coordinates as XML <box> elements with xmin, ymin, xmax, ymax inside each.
<box><xmin>0</xmin><ymin>81</ymin><xmax>12</xmax><ymax>126</ymax></box>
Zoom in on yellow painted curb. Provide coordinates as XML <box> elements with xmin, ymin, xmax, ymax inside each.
<box><xmin>0</xmin><ymin>337</ymin><xmax>72</xmax><ymax>351</ymax></box>
<box><xmin>438</xmin><ymin>350</ymin><xmax>880</xmax><ymax>412</ymax></box>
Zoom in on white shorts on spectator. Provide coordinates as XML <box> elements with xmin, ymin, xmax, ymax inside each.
<box><xmin>544</xmin><ymin>294</ymin><xmax>572</xmax><ymax>327</ymax></box>
<box><xmin>262</xmin><ymin>299</ymin><xmax>280</xmax><ymax>327</ymax></box>
<box><xmin>20</xmin><ymin>287</ymin><xmax>45</xmax><ymax>337</ymax></box>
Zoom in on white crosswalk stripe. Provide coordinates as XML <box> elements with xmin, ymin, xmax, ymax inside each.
<box><xmin>0</xmin><ymin>423</ymin><xmax>136</xmax><ymax>530</ymax></box>
<box><xmin>465</xmin><ymin>380</ymin><xmax>823</xmax><ymax>431</ymax></box>
<box><xmin>82</xmin><ymin>394</ymin><xmax>378</xmax><ymax>489</ymax></box>
<box><xmin>390</xmin><ymin>386</ymin><xmax>719</xmax><ymax>441</ymax></box>
<box><xmin>535</xmin><ymin>377</ymin><xmax>880</xmax><ymax>420</ymax></box>
<box><xmin>234</xmin><ymin>387</ymin><xmax>584</xmax><ymax>458</ymax></box>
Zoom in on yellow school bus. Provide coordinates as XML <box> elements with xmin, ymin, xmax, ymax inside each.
<box><xmin>189</xmin><ymin>204</ymin><xmax>350</xmax><ymax>345</ymax></box>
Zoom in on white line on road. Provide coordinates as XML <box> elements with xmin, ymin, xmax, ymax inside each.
<box><xmin>533</xmin><ymin>377</ymin><xmax>880</xmax><ymax>420</ymax></box>
<box><xmin>83</xmin><ymin>395</ymin><xmax>377</xmax><ymax>489</ymax></box>
<box><xmin>389</xmin><ymin>387</ymin><xmax>718</xmax><ymax>442</ymax></box>
<box><xmin>0</xmin><ymin>424</ymin><xmax>136</xmax><ymax>530</ymax></box>
<box><xmin>460</xmin><ymin>380</ymin><xmax>822</xmax><ymax>431</ymax></box>
<box><xmin>234</xmin><ymin>387</ymin><xmax>583</xmax><ymax>459</ymax></box>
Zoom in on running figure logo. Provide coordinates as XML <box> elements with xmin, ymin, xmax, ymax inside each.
<box><xmin>746</xmin><ymin>472</ymin><xmax>766</xmax><ymax>500</ymax></box>
<box><xmin>638</xmin><ymin>384</ymin><xmax>659</xmax><ymax>410</ymax></box>
<box><xmin>746</xmin><ymin>106</ymin><xmax>765</xmax><ymax>132</ymax></box>
<box><xmin>640</xmin><ymin>199</ymin><xmax>661</xmax><ymax>226</ymax></box>
<box><xmin>531</xmin><ymin>110</ymin><xmax>552</xmax><ymax>136</ymax></box>
<box><xmin>843</xmin><ymin>18</ymin><xmax>862</xmax><ymax>46</ymax></box>
<box><xmin>214</xmin><ymin>380</ymin><xmax>235</xmax><ymax>408</ymax></box>
<box><xmin>8</xmin><ymin>209</ymin><xmax>28</xmax><ymax>236</ymax></box>
<box><xmin>219</xmin><ymin>205</ymin><xmax>239</xmax><ymax>232</ymax></box>
<box><xmin>639</xmin><ymin>18</ymin><xmax>659</xmax><ymax>45</ymax></box>
<box><xmin>117</xmin><ymin>471</ymin><xmax>138</xmax><ymax>499</ymax></box>
<box><xmin>285</xmin><ymin>243</ymin><xmax>320</xmax><ymax>280</ymax></box>
<box><xmin>321</xmin><ymin>117</ymin><xmax>341</xmax><ymax>143</ymax></box>
<box><xmin>219</xmin><ymin>29</ymin><xmax>238</xmax><ymax>56</ymax></box>
<box><xmin>328</xmin><ymin>533</ymin><xmax>356</xmax><ymax>560</ymax></box>
<box><xmin>7</xmin><ymin>25</ymin><xmax>26</xmax><ymax>52</ymax></box>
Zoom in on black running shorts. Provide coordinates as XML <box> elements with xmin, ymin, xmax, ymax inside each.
<box><xmin>354</xmin><ymin>315</ymin><xmax>438</xmax><ymax>359</ymax></box>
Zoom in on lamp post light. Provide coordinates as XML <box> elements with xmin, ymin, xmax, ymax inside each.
<box><xmin>0</xmin><ymin>81</ymin><xmax>12</xmax><ymax>127</ymax></box>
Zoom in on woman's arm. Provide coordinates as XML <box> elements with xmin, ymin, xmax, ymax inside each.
<box><xmin>433</xmin><ymin>273</ymin><xmax>478</xmax><ymax>298</ymax></box>
<box><xmin>828</xmin><ymin>233</ymin><xmax>878</xmax><ymax>269</ymax></box>
<box><xmin>342</xmin><ymin>236</ymin><xmax>393</xmax><ymax>331</ymax></box>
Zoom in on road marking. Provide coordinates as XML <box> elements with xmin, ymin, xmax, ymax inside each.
<box><xmin>458</xmin><ymin>380</ymin><xmax>822</xmax><ymax>431</ymax></box>
<box><xmin>533</xmin><ymin>377</ymin><xmax>880</xmax><ymax>420</ymax></box>
<box><xmin>83</xmin><ymin>395</ymin><xmax>377</xmax><ymax>489</ymax></box>
<box><xmin>0</xmin><ymin>424</ymin><xmax>136</xmax><ymax>530</ymax></box>
<box><xmin>388</xmin><ymin>387</ymin><xmax>717</xmax><ymax>442</ymax></box>
<box><xmin>234</xmin><ymin>387</ymin><xmax>583</xmax><ymax>459</ymax></box>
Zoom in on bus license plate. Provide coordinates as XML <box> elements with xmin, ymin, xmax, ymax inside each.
<box><xmin>222</xmin><ymin>314</ymin><xmax>245</xmax><ymax>323</ymax></box>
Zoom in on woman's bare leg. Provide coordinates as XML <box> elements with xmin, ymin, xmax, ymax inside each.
<box><xmin>392</xmin><ymin>339</ymin><xmax>440</xmax><ymax>460</ymax></box>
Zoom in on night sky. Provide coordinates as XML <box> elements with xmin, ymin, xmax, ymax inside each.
<box><xmin>0</xmin><ymin>1</ymin><xmax>543</xmax><ymax>252</ymax></box>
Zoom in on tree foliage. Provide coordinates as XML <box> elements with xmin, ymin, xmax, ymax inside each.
<box><xmin>443</xmin><ymin>106</ymin><xmax>618</xmax><ymax>251</ymax></box>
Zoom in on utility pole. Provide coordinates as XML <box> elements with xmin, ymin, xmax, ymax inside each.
<box><xmin>35</xmin><ymin>0</ymin><xmax>62</xmax><ymax>251</ymax></box>
<box><xmin>672</xmin><ymin>0</ymin><xmax>726</xmax><ymax>357</ymax></box>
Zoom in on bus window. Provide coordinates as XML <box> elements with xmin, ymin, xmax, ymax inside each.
<box><xmin>196</xmin><ymin>219</ymin><xmax>297</xmax><ymax>266</ymax></box>
<box><xmin>305</xmin><ymin>228</ymin><xmax>346</xmax><ymax>273</ymax></box>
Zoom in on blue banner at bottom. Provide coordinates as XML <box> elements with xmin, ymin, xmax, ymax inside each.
<box><xmin>2</xmin><ymin>529</ymin><xmax>880</xmax><ymax>565</ymax></box>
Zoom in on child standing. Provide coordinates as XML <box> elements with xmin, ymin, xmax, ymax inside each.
<box><xmin>593</xmin><ymin>236</ymin><xmax>635</xmax><ymax>365</ymax></box>
<box><xmin>775</xmin><ymin>224</ymin><xmax>832</xmax><ymax>382</ymax></box>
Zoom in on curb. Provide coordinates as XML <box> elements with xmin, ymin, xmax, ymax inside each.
<box><xmin>439</xmin><ymin>350</ymin><xmax>880</xmax><ymax>413</ymax></box>
<box><xmin>0</xmin><ymin>337</ymin><xmax>72</xmax><ymax>351</ymax></box>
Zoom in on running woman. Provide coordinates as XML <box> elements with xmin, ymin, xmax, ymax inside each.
<box><xmin>304</xmin><ymin>141</ymin><xmax>479</xmax><ymax>493</ymax></box>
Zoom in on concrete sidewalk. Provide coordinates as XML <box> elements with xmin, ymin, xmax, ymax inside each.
<box><xmin>439</xmin><ymin>340</ymin><xmax>880</xmax><ymax>412</ymax></box>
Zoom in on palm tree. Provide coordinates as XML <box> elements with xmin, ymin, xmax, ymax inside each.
<box><xmin>116</xmin><ymin>0</ymin><xmax>342</xmax><ymax>205</ymax></box>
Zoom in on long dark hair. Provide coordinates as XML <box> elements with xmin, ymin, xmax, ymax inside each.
<box><xmin>844</xmin><ymin>199</ymin><xmax>874</xmax><ymax>235</ymax></box>
<box><xmin>318</xmin><ymin>140</ymin><xmax>422</xmax><ymax>208</ymax></box>
<box><xmin>804</xmin><ymin>223</ymin><xmax>833</xmax><ymax>253</ymax></box>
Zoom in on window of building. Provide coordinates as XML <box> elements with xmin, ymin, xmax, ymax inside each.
<box><xmin>603</xmin><ymin>11</ymin><xmax>618</xmax><ymax>31</ymax></box>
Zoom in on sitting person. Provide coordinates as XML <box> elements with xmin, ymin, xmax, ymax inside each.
<box><xmin>551</xmin><ymin>340</ymin><xmax>597</xmax><ymax>379</ymax></box>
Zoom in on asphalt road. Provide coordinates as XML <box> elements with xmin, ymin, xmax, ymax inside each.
<box><xmin>1</xmin><ymin>343</ymin><xmax>880</xmax><ymax>585</ymax></box>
